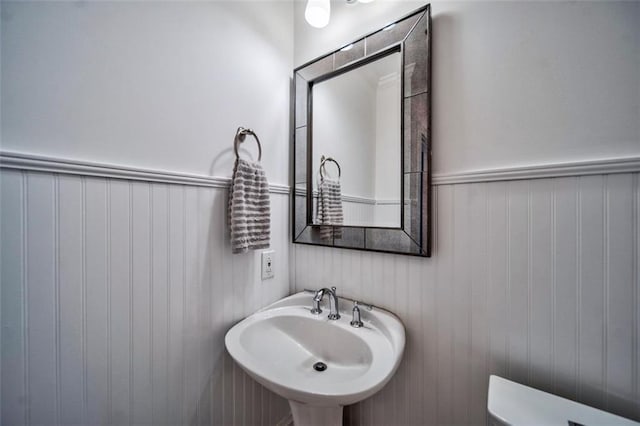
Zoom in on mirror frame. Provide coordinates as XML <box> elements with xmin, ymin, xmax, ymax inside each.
<box><xmin>292</xmin><ymin>4</ymin><xmax>431</xmax><ymax>257</ymax></box>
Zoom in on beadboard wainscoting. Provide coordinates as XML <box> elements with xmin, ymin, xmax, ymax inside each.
<box><xmin>341</xmin><ymin>200</ymin><xmax>401</xmax><ymax>229</ymax></box>
<box><xmin>293</xmin><ymin>172</ymin><xmax>640</xmax><ymax>425</ymax></box>
<box><xmin>0</xmin><ymin>164</ymin><xmax>290</xmax><ymax>425</ymax></box>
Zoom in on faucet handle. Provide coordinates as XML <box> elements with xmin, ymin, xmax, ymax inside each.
<box><xmin>350</xmin><ymin>301</ymin><xmax>364</xmax><ymax>328</ymax></box>
<box><xmin>304</xmin><ymin>289</ymin><xmax>323</xmax><ymax>314</ymax></box>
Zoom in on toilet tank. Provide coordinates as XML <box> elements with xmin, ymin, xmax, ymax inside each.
<box><xmin>488</xmin><ymin>375</ymin><xmax>639</xmax><ymax>426</ymax></box>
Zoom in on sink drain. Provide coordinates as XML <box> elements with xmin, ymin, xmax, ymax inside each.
<box><xmin>313</xmin><ymin>362</ymin><xmax>327</xmax><ymax>372</ymax></box>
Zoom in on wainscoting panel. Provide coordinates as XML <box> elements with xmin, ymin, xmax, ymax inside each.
<box><xmin>341</xmin><ymin>200</ymin><xmax>375</xmax><ymax>227</ymax></box>
<box><xmin>0</xmin><ymin>168</ymin><xmax>291</xmax><ymax>426</ymax></box>
<box><xmin>293</xmin><ymin>173</ymin><xmax>640</xmax><ymax>425</ymax></box>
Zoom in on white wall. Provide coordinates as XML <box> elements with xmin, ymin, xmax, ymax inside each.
<box><xmin>1</xmin><ymin>0</ymin><xmax>292</xmax><ymax>185</ymax></box>
<box><xmin>295</xmin><ymin>0</ymin><xmax>640</xmax><ymax>175</ymax></box>
<box><xmin>293</xmin><ymin>0</ymin><xmax>640</xmax><ymax>424</ymax></box>
<box><xmin>1</xmin><ymin>1</ymin><xmax>293</xmax><ymax>425</ymax></box>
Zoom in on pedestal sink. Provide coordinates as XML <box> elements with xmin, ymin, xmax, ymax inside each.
<box><xmin>224</xmin><ymin>291</ymin><xmax>406</xmax><ymax>426</ymax></box>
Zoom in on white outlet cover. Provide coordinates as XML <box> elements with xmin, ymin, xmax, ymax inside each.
<box><xmin>261</xmin><ymin>250</ymin><xmax>275</xmax><ymax>280</ymax></box>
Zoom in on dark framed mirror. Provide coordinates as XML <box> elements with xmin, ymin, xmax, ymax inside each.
<box><xmin>292</xmin><ymin>5</ymin><xmax>431</xmax><ymax>257</ymax></box>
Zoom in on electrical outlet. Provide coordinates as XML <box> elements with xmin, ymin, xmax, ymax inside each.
<box><xmin>261</xmin><ymin>250</ymin><xmax>275</xmax><ymax>280</ymax></box>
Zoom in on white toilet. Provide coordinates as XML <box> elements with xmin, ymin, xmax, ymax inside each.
<box><xmin>488</xmin><ymin>375</ymin><xmax>639</xmax><ymax>426</ymax></box>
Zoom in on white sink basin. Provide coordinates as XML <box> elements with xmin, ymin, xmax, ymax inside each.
<box><xmin>225</xmin><ymin>291</ymin><xmax>405</xmax><ymax>424</ymax></box>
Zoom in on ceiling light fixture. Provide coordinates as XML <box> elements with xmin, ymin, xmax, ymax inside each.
<box><xmin>306</xmin><ymin>0</ymin><xmax>375</xmax><ymax>29</ymax></box>
<box><xmin>305</xmin><ymin>0</ymin><xmax>331</xmax><ymax>28</ymax></box>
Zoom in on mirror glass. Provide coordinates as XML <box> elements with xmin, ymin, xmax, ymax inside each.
<box><xmin>311</xmin><ymin>52</ymin><xmax>401</xmax><ymax>227</ymax></box>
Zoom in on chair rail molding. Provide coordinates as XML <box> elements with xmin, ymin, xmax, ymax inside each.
<box><xmin>3</xmin><ymin>150</ymin><xmax>639</xmax><ymax>190</ymax></box>
<box><xmin>0</xmin><ymin>150</ymin><xmax>290</xmax><ymax>194</ymax></box>
<box><xmin>433</xmin><ymin>155</ymin><xmax>640</xmax><ymax>185</ymax></box>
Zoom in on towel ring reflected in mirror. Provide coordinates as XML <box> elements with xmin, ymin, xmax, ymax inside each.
<box><xmin>234</xmin><ymin>127</ymin><xmax>262</xmax><ymax>161</ymax></box>
<box><xmin>320</xmin><ymin>155</ymin><xmax>341</xmax><ymax>179</ymax></box>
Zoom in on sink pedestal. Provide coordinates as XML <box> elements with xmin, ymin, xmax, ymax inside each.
<box><xmin>289</xmin><ymin>401</ymin><xmax>343</xmax><ymax>426</ymax></box>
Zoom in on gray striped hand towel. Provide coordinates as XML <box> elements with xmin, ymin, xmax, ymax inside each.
<box><xmin>317</xmin><ymin>177</ymin><xmax>343</xmax><ymax>241</ymax></box>
<box><xmin>228</xmin><ymin>158</ymin><xmax>271</xmax><ymax>254</ymax></box>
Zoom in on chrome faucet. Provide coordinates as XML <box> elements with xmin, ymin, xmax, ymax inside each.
<box><xmin>311</xmin><ymin>287</ymin><xmax>340</xmax><ymax>320</ymax></box>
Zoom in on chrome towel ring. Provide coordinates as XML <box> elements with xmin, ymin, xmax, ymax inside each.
<box><xmin>234</xmin><ymin>127</ymin><xmax>262</xmax><ymax>161</ymax></box>
<box><xmin>320</xmin><ymin>155</ymin><xmax>341</xmax><ymax>178</ymax></box>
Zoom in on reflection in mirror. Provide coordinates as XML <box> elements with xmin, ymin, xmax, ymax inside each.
<box><xmin>312</xmin><ymin>52</ymin><xmax>401</xmax><ymax>228</ymax></box>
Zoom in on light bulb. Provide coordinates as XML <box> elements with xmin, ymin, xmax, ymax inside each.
<box><xmin>305</xmin><ymin>0</ymin><xmax>330</xmax><ymax>28</ymax></box>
